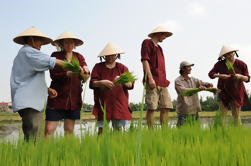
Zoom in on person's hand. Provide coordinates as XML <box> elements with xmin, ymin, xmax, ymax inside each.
<box><xmin>48</xmin><ymin>88</ymin><xmax>58</xmax><ymax>98</ymax></box>
<box><xmin>233</xmin><ymin>74</ymin><xmax>243</xmax><ymax>80</ymax></box>
<box><xmin>124</xmin><ymin>82</ymin><xmax>133</xmax><ymax>88</ymax></box>
<box><xmin>148</xmin><ymin>78</ymin><xmax>156</xmax><ymax>89</ymax></box>
<box><xmin>205</xmin><ymin>83</ymin><xmax>213</xmax><ymax>88</ymax></box>
<box><xmin>100</xmin><ymin>80</ymin><xmax>114</xmax><ymax>89</ymax></box>
<box><xmin>218</xmin><ymin>74</ymin><xmax>231</xmax><ymax>79</ymax></box>
<box><xmin>66</xmin><ymin>71</ymin><xmax>73</xmax><ymax>77</ymax></box>
<box><xmin>199</xmin><ymin>85</ymin><xmax>206</xmax><ymax>90</ymax></box>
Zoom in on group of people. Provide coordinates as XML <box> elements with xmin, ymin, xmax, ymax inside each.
<box><xmin>10</xmin><ymin>26</ymin><xmax>250</xmax><ymax>141</ymax></box>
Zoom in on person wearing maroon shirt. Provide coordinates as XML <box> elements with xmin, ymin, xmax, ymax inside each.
<box><xmin>45</xmin><ymin>32</ymin><xmax>90</xmax><ymax>137</ymax></box>
<box><xmin>90</xmin><ymin>43</ymin><xmax>134</xmax><ymax>134</ymax></box>
<box><xmin>141</xmin><ymin>26</ymin><xmax>173</xmax><ymax>128</ymax></box>
<box><xmin>208</xmin><ymin>46</ymin><xmax>250</xmax><ymax>125</ymax></box>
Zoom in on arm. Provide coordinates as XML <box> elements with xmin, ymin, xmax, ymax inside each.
<box><xmin>142</xmin><ymin>60</ymin><xmax>156</xmax><ymax>88</ymax></box>
<box><xmin>208</xmin><ymin>62</ymin><xmax>231</xmax><ymax>80</ymax></box>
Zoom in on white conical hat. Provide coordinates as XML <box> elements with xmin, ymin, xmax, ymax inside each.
<box><xmin>148</xmin><ymin>26</ymin><xmax>173</xmax><ymax>38</ymax></box>
<box><xmin>52</xmin><ymin>31</ymin><xmax>83</xmax><ymax>46</ymax></box>
<box><xmin>219</xmin><ymin>45</ymin><xmax>238</xmax><ymax>57</ymax></box>
<box><xmin>98</xmin><ymin>43</ymin><xmax>125</xmax><ymax>57</ymax></box>
<box><xmin>13</xmin><ymin>26</ymin><xmax>52</xmax><ymax>45</ymax></box>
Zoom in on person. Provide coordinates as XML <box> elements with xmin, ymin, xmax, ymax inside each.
<box><xmin>208</xmin><ymin>46</ymin><xmax>250</xmax><ymax>125</ymax></box>
<box><xmin>175</xmin><ymin>61</ymin><xmax>213</xmax><ymax>126</ymax></box>
<box><xmin>10</xmin><ymin>26</ymin><xmax>64</xmax><ymax>141</ymax></box>
<box><xmin>141</xmin><ymin>26</ymin><xmax>173</xmax><ymax>128</ymax></box>
<box><xmin>89</xmin><ymin>43</ymin><xmax>134</xmax><ymax>134</ymax></box>
<box><xmin>44</xmin><ymin>31</ymin><xmax>90</xmax><ymax>137</ymax></box>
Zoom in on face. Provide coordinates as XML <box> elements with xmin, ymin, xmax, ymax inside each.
<box><xmin>155</xmin><ymin>33</ymin><xmax>168</xmax><ymax>42</ymax></box>
<box><xmin>29</xmin><ymin>37</ymin><xmax>43</xmax><ymax>50</ymax></box>
<box><xmin>183</xmin><ymin>66</ymin><xmax>192</xmax><ymax>74</ymax></box>
<box><xmin>104</xmin><ymin>54</ymin><xmax>117</xmax><ymax>64</ymax></box>
<box><xmin>223</xmin><ymin>52</ymin><xmax>235</xmax><ymax>61</ymax></box>
<box><xmin>62</xmin><ymin>39</ymin><xmax>75</xmax><ymax>52</ymax></box>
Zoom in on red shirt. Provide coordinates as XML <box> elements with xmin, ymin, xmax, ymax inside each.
<box><xmin>47</xmin><ymin>51</ymin><xmax>87</xmax><ymax>110</ymax></box>
<box><xmin>208</xmin><ymin>59</ymin><xmax>250</xmax><ymax>107</ymax></box>
<box><xmin>141</xmin><ymin>39</ymin><xmax>170</xmax><ymax>87</ymax></box>
<box><xmin>89</xmin><ymin>62</ymin><xmax>133</xmax><ymax>121</ymax></box>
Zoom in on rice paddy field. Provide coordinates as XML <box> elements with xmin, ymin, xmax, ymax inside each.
<box><xmin>1</xmin><ymin>119</ymin><xmax>251</xmax><ymax>166</ymax></box>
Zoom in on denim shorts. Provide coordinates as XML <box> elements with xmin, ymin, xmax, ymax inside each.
<box><xmin>45</xmin><ymin>107</ymin><xmax>80</xmax><ymax>121</ymax></box>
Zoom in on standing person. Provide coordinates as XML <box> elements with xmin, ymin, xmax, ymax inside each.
<box><xmin>90</xmin><ymin>43</ymin><xmax>134</xmax><ymax>134</ymax></box>
<box><xmin>10</xmin><ymin>26</ymin><xmax>64</xmax><ymax>141</ymax></box>
<box><xmin>175</xmin><ymin>61</ymin><xmax>213</xmax><ymax>127</ymax></box>
<box><xmin>141</xmin><ymin>26</ymin><xmax>173</xmax><ymax>128</ymax></box>
<box><xmin>44</xmin><ymin>31</ymin><xmax>90</xmax><ymax>137</ymax></box>
<box><xmin>208</xmin><ymin>46</ymin><xmax>250</xmax><ymax>125</ymax></box>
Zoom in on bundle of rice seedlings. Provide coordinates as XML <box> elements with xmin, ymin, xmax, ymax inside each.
<box><xmin>62</xmin><ymin>56</ymin><xmax>89</xmax><ymax>80</ymax></box>
<box><xmin>181</xmin><ymin>88</ymin><xmax>219</xmax><ymax>96</ymax></box>
<box><xmin>225</xmin><ymin>60</ymin><xmax>235</xmax><ymax>74</ymax></box>
<box><xmin>62</xmin><ymin>56</ymin><xmax>81</xmax><ymax>73</ymax></box>
<box><xmin>114</xmin><ymin>72</ymin><xmax>137</xmax><ymax>85</ymax></box>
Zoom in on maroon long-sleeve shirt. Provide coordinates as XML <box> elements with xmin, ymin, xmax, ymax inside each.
<box><xmin>47</xmin><ymin>51</ymin><xmax>87</xmax><ymax>110</ymax></box>
<box><xmin>208</xmin><ymin>59</ymin><xmax>250</xmax><ymax>108</ymax></box>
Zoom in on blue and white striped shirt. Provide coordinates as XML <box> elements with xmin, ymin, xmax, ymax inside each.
<box><xmin>10</xmin><ymin>45</ymin><xmax>56</xmax><ymax>112</ymax></box>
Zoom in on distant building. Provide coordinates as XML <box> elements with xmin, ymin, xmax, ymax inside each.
<box><xmin>0</xmin><ymin>102</ymin><xmax>11</xmax><ymax>112</ymax></box>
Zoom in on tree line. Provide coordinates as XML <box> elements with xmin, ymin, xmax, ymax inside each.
<box><xmin>81</xmin><ymin>93</ymin><xmax>251</xmax><ymax>112</ymax></box>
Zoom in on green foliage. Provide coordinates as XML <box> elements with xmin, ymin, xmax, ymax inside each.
<box><xmin>62</xmin><ymin>56</ymin><xmax>81</xmax><ymax>73</ymax></box>
<box><xmin>200</xmin><ymin>96</ymin><xmax>219</xmax><ymax>111</ymax></box>
<box><xmin>181</xmin><ymin>88</ymin><xmax>218</xmax><ymax>96</ymax></box>
<box><xmin>113</xmin><ymin>72</ymin><xmax>137</xmax><ymax>85</ymax></box>
<box><xmin>225</xmin><ymin>60</ymin><xmax>236</xmax><ymax>74</ymax></box>
<box><xmin>1</xmin><ymin>124</ymin><xmax>251</xmax><ymax>166</ymax></box>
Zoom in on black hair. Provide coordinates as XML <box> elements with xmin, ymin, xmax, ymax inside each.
<box><xmin>99</xmin><ymin>54</ymin><xmax>121</xmax><ymax>62</ymax></box>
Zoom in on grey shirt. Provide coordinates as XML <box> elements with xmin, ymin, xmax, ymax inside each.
<box><xmin>10</xmin><ymin>45</ymin><xmax>56</xmax><ymax>112</ymax></box>
<box><xmin>175</xmin><ymin>75</ymin><xmax>209</xmax><ymax>115</ymax></box>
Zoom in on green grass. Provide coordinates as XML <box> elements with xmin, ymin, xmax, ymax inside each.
<box><xmin>113</xmin><ymin>72</ymin><xmax>137</xmax><ymax>85</ymax></box>
<box><xmin>1</xmin><ymin>124</ymin><xmax>251</xmax><ymax>166</ymax></box>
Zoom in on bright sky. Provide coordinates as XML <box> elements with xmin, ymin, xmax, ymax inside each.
<box><xmin>1</xmin><ymin>0</ymin><xmax>251</xmax><ymax>104</ymax></box>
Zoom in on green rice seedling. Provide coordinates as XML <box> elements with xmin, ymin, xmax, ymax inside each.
<box><xmin>62</xmin><ymin>56</ymin><xmax>89</xmax><ymax>80</ymax></box>
<box><xmin>181</xmin><ymin>87</ymin><xmax>219</xmax><ymax>96</ymax></box>
<box><xmin>62</xmin><ymin>56</ymin><xmax>81</xmax><ymax>73</ymax></box>
<box><xmin>113</xmin><ymin>72</ymin><xmax>137</xmax><ymax>85</ymax></box>
<box><xmin>225</xmin><ymin>59</ymin><xmax>236</xmax><ymax>74</ymax></box>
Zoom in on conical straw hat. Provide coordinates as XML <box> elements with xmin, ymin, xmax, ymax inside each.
<box><xmin>98</xmin><ymin>43</ymin><xmax>125</xmax><ymax>57</ymax></box>
<box><xmin>52</xmin><ymin>31</ymin><xmax>83</xmax><ymax>47</ymax></box>
<box><xmin>148</xmin><ymin>26</ymin><xmax>173</xmax><ymax>38</ymax></box>
<box><xmin>13</xmin><ymin>26</ymin><xmax>52</xmax><ymax>45</ymax></box>
<box><xmin>219</xmin><ymin>45</ymin><xmax>238</xmax><ymax>58</ymax></box>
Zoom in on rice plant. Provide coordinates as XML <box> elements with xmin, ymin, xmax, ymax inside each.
<box><xmin>62</xmin><ymin>56</ymin><xmax>89</xmax><ymax>80</ymax></box>
<box><xmin>1</xmin><ymin>124</ymin><xmax>251</xmax><ymax>166</ymax></box>
<box><xmin>113</xmin><ymin>72</ymin><xmax>137</xmax><ymax>85</ymax></box>
<box><xmin>180</xmin><ymin>87</ymin><xmax>219</xmax><ymax>96</ymax></box>
<box><xmin>225</xmin><ymin>60</ymin><xmax>236</xmax><ymax>74</ymax></box>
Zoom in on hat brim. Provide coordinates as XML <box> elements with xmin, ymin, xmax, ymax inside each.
<box><xmin>98</xmin><ymin>52</ymin><xmax>125</xmax><ymax>57</ymax></box>
<box><xmin>52</xmin><ymin>38</ymin><xmax>83</xmax><ymax>47</ymax></box>
<box><xmin>220</xmin><ymin>50</ymin><xmax>239</xmax><ymax>58</ymax></box>
<box><xmin>148</xmin><ymin>31</ymin><xmax>173</xmax><ymax>38</ymax></box>
<box><xmin>13</xmin><ymin>35</ymin><xmax>52</xmax><ymax>45</ymax></box>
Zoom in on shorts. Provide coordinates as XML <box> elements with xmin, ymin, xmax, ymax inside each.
<box><xmin>97</xmin><ymin>119</ymin><xmax>130</xmax><ymax>128</ymax></box>
<box><xmin>145</xmin><ymin>85</ymin><xmax>173</xmax><ymax>110</ymax></box>
<box><xmin>45</xmin><ymin>107</ymin><xmax>80</xmax><ymax>121</ymax></box>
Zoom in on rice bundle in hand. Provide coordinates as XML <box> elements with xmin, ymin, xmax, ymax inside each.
<box><xmin>114</xmin><ymin>72</ymin><xmax>137</xmax><ymax>85</ymax></box>
<box><xmin>62</xmin><ymin>56</ymin><xmax>81</xmax><ymax>73</ymax></box>
<box><xmin>180</xmin><ymin>88</ymin><xmax>219</xmax><ymax>96</ymax></box>
<box><xmin>225</xmin><ymin>60</ymin><xmax>235</xmax><ymax>74</ymax></box>
<box><xmin>62</xmin><ymin>56</ymin><xmax>89</xmax><ymax>80</ymax></box>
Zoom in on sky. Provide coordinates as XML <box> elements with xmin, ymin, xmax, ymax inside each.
<box><xmin>1</xmin><ymin>0</ymin><xmax>251</xmax><ymax>104</ymax></box>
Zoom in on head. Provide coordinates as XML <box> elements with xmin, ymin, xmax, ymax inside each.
<box><xmin>25</xmin><ymin>36</ymin><xmax>44</xmax><ymax>50</ymax></box>
<box><xmin>179</xmin><ymin>61</ymin><xmax>194</xmax><ymax>75</ymax></box>
<box><xmin>222</xmin><ymin>51</ymin><xmax>236</xmax><ymax>61</ymax></box>
<box><xmin>59</xmin><ymin>39</ymin><xmax>75</xmax><ymax>52</ymax></box>
<box><xmin>151</xmin><ymin>32</ymin><xmax>169</xmax><ymax>43</ymax></box>
<box><xmin>101</xmin><ymin>54</ymin><xmax>120</xmax><ymax>64</ymax></box>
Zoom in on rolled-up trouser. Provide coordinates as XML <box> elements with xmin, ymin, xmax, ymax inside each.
<box><xmin>18</xmin><ymin>108</ymin><xmax>42</xmax><ymax>141</ymax></box>
<box><xmin>176</xmin><ymin>113</ymin><xmax>199</xmax><ymax>127</ymax></box>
